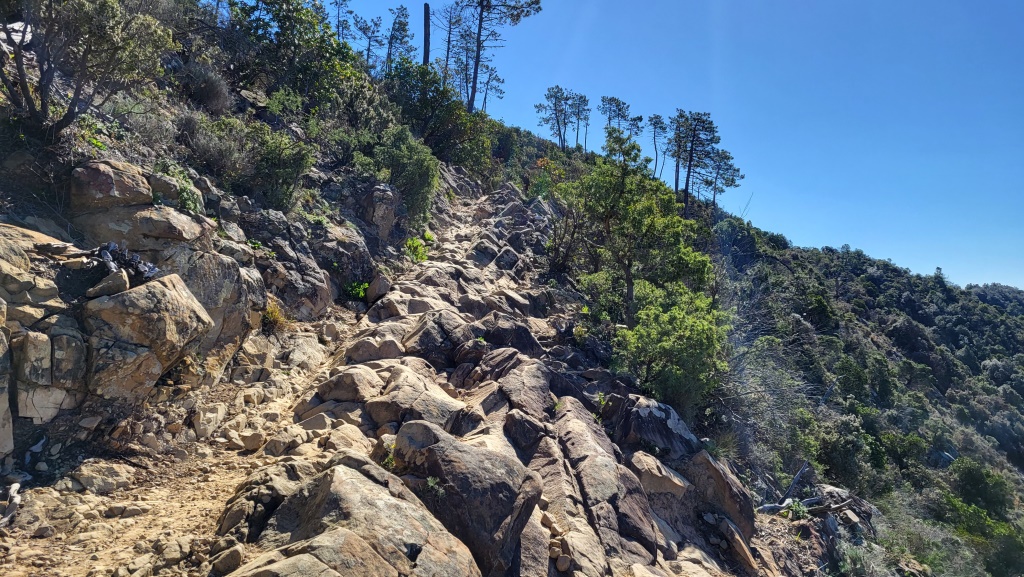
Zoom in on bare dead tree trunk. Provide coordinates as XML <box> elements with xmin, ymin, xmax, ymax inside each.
<box><xmin>423</xmin><ymin>3</ymin><xmax>431</xmax><ymax>66</ymax></box>
<box><xmin>467</xmin><ymin>0</ymin><xmax>485</xmax><ymax>113</ymax></box>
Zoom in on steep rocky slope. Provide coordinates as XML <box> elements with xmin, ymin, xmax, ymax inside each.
<box><xmin>0</xmin><ymin>165</ymin><xmax>857</xmax><ymax>577</ymax></box>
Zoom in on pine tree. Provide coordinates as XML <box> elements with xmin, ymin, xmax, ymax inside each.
<box><xmin>463</xmin><ymin>0</ymin><xmax>541</xmax><ymax>113</ymax></box>
<box><xmin>384</xmin><ymin>5</ymin><xmax>416</xmax><ymax>75</ymax></box>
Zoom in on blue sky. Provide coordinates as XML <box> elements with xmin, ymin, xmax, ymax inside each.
<box><xmin>348</xmin><ymin>0</ymin><xmax>1024</xmax><ymax>289</ymax></box>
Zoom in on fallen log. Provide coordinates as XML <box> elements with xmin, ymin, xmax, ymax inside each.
<box><xmin>806</xmin><ymin>498</ymin><xmax>853</xmax><ymax>516</ymax></box>
<box><xmin>778</xmin><ymin>460</ymin><xmax>810</xmax><ymax>505</ymax></box>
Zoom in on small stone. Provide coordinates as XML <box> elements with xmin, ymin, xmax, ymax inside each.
<box><xmin>241</xmin><ymin>431</ymin><xmax>265</xmax><ymax>452</ymax></box>
<box><xmin>121</xmin><ymin>506</ymin><xmax>145</xmax><ymax>518</ymax></box>
<box><xmin>139</xmin><ymin>433</ymin><xmax>161</xmax><ymax>451</ymax></box>
<box><xmin>224</xmin><ymin>430</ymin><xmax>245</xmax><ymax>450</ymax></box>
<box><xmin>32</xmin><ymin>525</ymin><xmax>55</xmax><ymax>538</ymax></box>
<box><xmin>841</xmin><ymin>510</ymin><xmax>861</xmax><ymax>526</ymax></box>
<box><xmin>211</xmin><ymin>544</ymin><xmax>244</xmax><ymax>574</ymax></box>
<box><xmin>702</xmin><ymin>512</ymin><xmax>717</xmax><ymax>524</ymax></box>
<box><xmin>541</xmin><ymin>511</ymin><xmax>554</xmax><ymax>528</ymax></box>
<box><xmin>549</xmin><ymin>547</ymin><xmax>561</xmax><ymax>559</ymax></box>
<box><xmin>86</xmin><ymin>269</ymin><xmax>130</xmax><ymax>298</ymax></box>
<box><xmin>556</xmin><ymin>555</ymin><xmax>572</xmax><ymax>572</ymax></box>
<box><xmin>34</xmin><ymin>461</ymin><xmax>48</xmax><ymax>472</ymax></box>
<box><xmin>79</xmin><ymin>416</ymin><xmax>103</xmax><ymax>430</ymax></box>
<box><xmin>60</xmin><ymin>258</ymin><xmax>89</xmax><ymax>270</ymax></box>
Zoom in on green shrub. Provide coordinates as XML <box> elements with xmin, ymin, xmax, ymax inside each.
<box><xmin>785</xmin><ymin>500</ymin><xmax>809</xmax><ymax>520</ymax></box>
<box><xmin>267</xmin><ymin>87</ymin><xmax>304</xmax><ymax>120</ymax></box>
<box><xmin>177</xmin><ymin>111</ymin><xmax>315</xmax><ymax>211</ymax></box>
<box><xmin>179</xmin><ymin>61</ymin><xmax>233</xmax><ymax>115</ymax></box>
<box><xmin>154</xmin><ymin>159</ymin><xmax>203</xmax><ymax>214</ymax></box>
<box><xmin>404</xmin><ymin>237</ymin><xmax>428</xmax><ymax>263</ymax></box>
<box><xmin>384</xmin><ymin>59</ymin><xmax>490</xmax><ymax>169</ymax></box>
<box><xmin>374</xmin><ymin>126</ymin><xmax>439</xmax><ymax>228</ymax></box>
<box><xmin>949</xmin><ymin>458</ymin><xmax>1013</xmax><ymax>519</ymax></box>
<box><xmin>613</xmin><ymin>285</ymin><xmax>729</xmax><ymax>417</ymax></box>
<box><xmin>261</xmin><ymin>300</ymin><xmax>288</xmax><ymax>334</ymax></box>
<box><xmin>344</xmin><ymin>282</ymin><xmax>369</xmax><ymax>300</ymax></box>
<box><xmin>247</xmin><ymin>122</ymin><xmax>316</xmax><ymax>211</ymax></box>
<box><xmin>426</xmin><ymin>476</ymin><xmax>446</xmax><ymax>499</ymax></box>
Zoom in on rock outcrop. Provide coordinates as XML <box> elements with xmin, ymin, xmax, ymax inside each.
<box><xmin>0</xmin><ymin>162</ymin><xmax>802</xmax><ymax>577</ymax></box>
<box><xmin>83</xmin><ymin>274</ymin><xmax>214</xmax><ymax>399</ymax></box>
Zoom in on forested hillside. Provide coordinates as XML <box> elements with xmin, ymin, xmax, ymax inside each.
<box><xmin>0</xmin><ymin>1</ymin><xmax>1020</xmax><ymax>577</ymax></box>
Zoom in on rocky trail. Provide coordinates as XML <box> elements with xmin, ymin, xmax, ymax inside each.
<box><xmin>0</xmin><ymin>163</ymin><xmax>851</xmax><ymax>577</ymax></box>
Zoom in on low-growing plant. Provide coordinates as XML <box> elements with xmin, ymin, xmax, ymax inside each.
<box><xmin>405</xmin><ymin>237</ymin><xmax>428</xmax><ymax>263</ymax></box>
<box><xmin>785</xmin><ymin>500</ymin><xmax>809</xmax><ymax>521</ymax></box>
<box><xmin>261</xmin><ymin>300</ymin><xmax>288</xmax><ymax>335</ymax></box>
<box><xmin>381</xmin><ymin>442</ymin><xmax>396</xmax><ymax>470</ymax></box>
<box><xmin>426</xmin><ymin>476</ymin><xmax>446</xmax><ymax>498</ymax></box>
<box><xmin>344</xmin><ymin>281</ymin><xmax>369</xmax><ymax>300</ymax></box>
<box><xmin>422</xmin><ymin>230</ymin><xmax>436</xmax><ymax>244</ymax></box>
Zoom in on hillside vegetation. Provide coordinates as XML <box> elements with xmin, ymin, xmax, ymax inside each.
<box><xmin>0</xmin><ymin>1</ymin><xmax>1021</xmax><ymax>576</ymax></box>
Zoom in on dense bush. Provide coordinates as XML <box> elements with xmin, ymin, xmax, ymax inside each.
<box><xmin>177</xmin><ymin>111</ymin><xmax>314</xmax><ymax>210</ymax></box>
<box><xmin>361</xmin><ymin>126</ymin><xmax>439</xmax><ymax>228</ymax></box>
<box><xmin>178</xmin><ymin>61</ymin><xmax>233</xmax><ymax>114</ymax></box>
<box><xmin>385</xmin><ymin>59</ymin><xmax>491</xmax><ymax>169</ymax></box>
<box><xmin>613</xmin><ymin>284</ymin><xmax>729</xmax><ymax>416</ymax></box>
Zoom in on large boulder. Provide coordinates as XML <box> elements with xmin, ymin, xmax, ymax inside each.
<box><xmin>227</xmin><ymin>528</ymin><xmax>398</xmax><ymax>577</ymax></box>
<box><xmin>218</xmin><ymin>459</ymin><xmax>321</xmax><ymax>543</ymax></box>
<box><xmin>13</xmin><ymin>331</ymin><xmax>51</xmax><ymax>388</ymax></box>
<box><xmin>83</xmin><ymin>274</ymin><xmax>214</xmax><ymax>399</ymax></box>
<box><xmin>309</xmin><ymin>222</ymin><xmax>376</xmax><ymax>296</ymax></box>
<box><xmin>73</xmin><ymin>205</ymin><xmax>214</xmax><ymax>255</ymax></box>
<box><xmin>168</xmin><ymin>250</ymin><xmax>266</xmax><ymax>385</ymax></box>
<box><xmin>70</xmin><ymin>159</ymin><xmax>152</xmax><ymax>215</ymax></box>
<box><xmin>628</xmin><ymin>451</ymin><xmax>692</xmax><ymax>499</ymax></box>
<box><xmin>317</xmin><ymin>365</ymin><xmax>386</xmax><ymax>403</ymax></box>
<box><xmin>257</xmin><ymin>451</ymin><xmax>481</xmax><ymax>577</ymax></box>
<box><xmin>241</xmin><ymin>210</ymin><xmax>332</xmax><ymax>321</ymax></box>
<box><xmin>452</xmin><ymin>312</ymin><xmax>545</xmax><ymax>359</ymax></box>
<box><xmin>401</xmin><ymin>310</ymin><xmax>469</xmax><ymax>369</ymax></box>
<box><xmin>364</xmin><ymin>365</ymin><xmax>465</xmax><ymax>428</ymax></box>
<box><xmin>527</xmin><ymin>437</ymin><xmax>610</xmax><ymax>576</ymax></box>
<box><xmin>12</xmin><ymin>331</ymin><xmax>78</xmax><ymax>424</ymax></box>
<box><xmin>393</xmin><ymin>420</ymin><xmax>542</xmax><ymax>576</ymax></box>
<box><xmin>611</xmin><ymin>395</ymin><xmax>703</xmax><ymax>461</ymax></box>
<box><xmin>0</xmin><ymin>227</ymin><xmax>66</xmax><ymax>328</ymax></box>
<box><xmin>684</xmin><ymin>450</ymin><xmax>756</xmax><ymax>542</ymax></box>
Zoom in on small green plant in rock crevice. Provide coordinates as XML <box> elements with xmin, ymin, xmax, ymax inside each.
<box><xmin>784</xmin><ymin>500</ymin><xmax>809</xmax><ymax>520</ymax></box>
<box><xmin>381</xmin><ymin>442</ymin><xmax>396</xmax><ymax>470</ymax></box>
<box><xmin>426</xmin><ymin>476</ymin><xmax>446</xmax><ymax>499</ymax></box>
<box><xmin>344</xmin><ymin>281</ymin><xmax>369</xmax><ymax>300</ymax></box>
<box><xmin>405</xmin><ymin>237</ymin><xmax>428</xmax><ymax>263</ymax></box>
<box><xmin>261</xmin><ymin>300</ymin><xmax>288</xmax><ymax>335</ymax></box>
